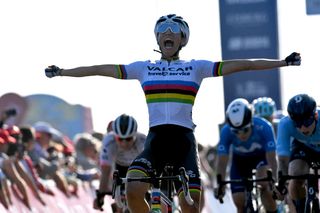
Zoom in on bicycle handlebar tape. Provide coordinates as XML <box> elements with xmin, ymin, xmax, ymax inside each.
<box><xmin>95</xmin><ymin>190</ymin><xmax>107</xmax><ymax>211</ymax></box>
<box><xmin>151</xmin><ymin>188</ymin><xmax>162</xmax><ymax>213</ymax></box>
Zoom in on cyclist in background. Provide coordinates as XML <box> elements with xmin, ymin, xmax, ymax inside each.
<box><xmin>252</xmin><ymin>97</ymin><xmax>295</xmax><ymax>212</ymax></box>
<box><xmin>93</xmin><ymin>114</ymin><xmax>146</xmax><ymax>212</ymax></box>
<box><xmin>45</xmin><ymin>13</ymin><xmax>301</xmax><ymax>213</ymax></box>
<box><xmin>215</xmin><ymin>98</ymin><xmax>278</xmax><ymax>213</ymax></box>
<box><xmin>252</xmin><ymin>97</ymin><xmax>277</xmax><ymax>123</ymax></box>
<box><xmin>277</xmin><ymin>94</ymin><xmax>320</xmax><ymax>213</ymax></box>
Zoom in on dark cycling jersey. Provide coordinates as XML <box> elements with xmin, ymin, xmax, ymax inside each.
<box><xmin>277</xmin><ymin>110</ymin><xmax>320</xmax><ymax>157</ymax></box>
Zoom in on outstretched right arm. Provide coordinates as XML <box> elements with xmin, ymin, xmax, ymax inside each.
<box><xmin>45</xmin><ymin>64</ymin><xmax>121</xmax><ymax>78</ymax></box>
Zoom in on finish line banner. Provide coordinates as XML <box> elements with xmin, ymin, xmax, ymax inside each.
<box><xmin>219</xmin><ymin>0</ymin><xmax>281</xmax><ymax>110</ymax></box>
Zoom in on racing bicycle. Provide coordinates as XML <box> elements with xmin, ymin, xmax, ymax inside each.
<box><xmin>278</xmin><ymin>162</ymin><xmax>320</xmax><ymax>213</ymax></box>
<box><xmin>216</xmin><ymin>170</ymin><xmax>274</xmax><ymax>213</ymax></box>
<box><xmin>112</xmin><ymin>165</ymin><xmax>194</xmax><ymax>213</ymax></box>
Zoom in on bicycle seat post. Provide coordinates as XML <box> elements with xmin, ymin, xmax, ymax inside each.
<box><xmin>164</xmin><ymin>165</ymin><xmax>174</xmax><ymax>202</ymax></box>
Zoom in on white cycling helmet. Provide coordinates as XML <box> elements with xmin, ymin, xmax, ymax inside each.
<box><xmin>154</xmin><ymin>14</ymin><xmax>190</xmax><ymax>47</ymax></box>
<box><xmin>252</xmin><ymin>97</ymin><xmax>276</xmax><ymax>119</ymax></box>
<box><xmin>112</xmin><ymin>114</ymin><xmax>137</xmax><ymax>139</ymax></box>
<box><xmin>226</xmin><ymin>98</ymin><xmax>252</xmax><ymax>128</ymax></box>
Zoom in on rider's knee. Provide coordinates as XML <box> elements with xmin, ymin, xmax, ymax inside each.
<box><xmin>290</xmin><ymin>179</ymin><xmax>305</xmax><ymax>188</ymax></box>
<box><xmin>126</xmin><ymin>182</ymin><xmax>147</xmax><ymax>200</ymax></box>
<box><xmin>179</xmin><ymin>191</ymin><xmax>201</xmax><ymax>212</ymax></box>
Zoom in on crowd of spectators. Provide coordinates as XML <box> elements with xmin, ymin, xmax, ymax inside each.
<box><xmin>0</xmin><ymin>108</ymin><xmax>218</xmax><ymax>211</ymax></box>
<box><xmin>0</xmin><ymin>109</ymin><xmax>102</xmax><ymax>210</ymax></box>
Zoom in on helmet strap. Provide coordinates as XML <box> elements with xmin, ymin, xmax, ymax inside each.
<box><xmin>159</xmin><ymin>48</ymin><xmax>180</xmax><ymax>61</ymax></box>
<box><xmin>153</xmin><ymin>49</ymin><xmax>162</xmax><ymax>54</ymax></box>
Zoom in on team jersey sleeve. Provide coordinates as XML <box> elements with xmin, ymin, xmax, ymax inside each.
<box><xmin>113</xmin><ymin>61</ymin><xmax>149</xmax><ymax>80</ymax></box>
<box><xmin>100</xmin><ymin>135</ymin><xmax>116</xmax><ymax>166</ymax></box>
<box><xmin>276</xmin><ymin>117</ymin><xmax>292</xmax><ymax>157</ymax></box>
<box><xmin>217</xmin><ymin>125</ymin><xmax>232</xmax><ymax>156</ymax></box>
<box><xmin>194</xmin><ymin>60</ymin><xmax>224</xmax><ymax>79</ymax></box>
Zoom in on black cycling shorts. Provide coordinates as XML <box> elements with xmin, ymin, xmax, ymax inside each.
<box><xmin>290</xmin><ymin>139</ymin><xmax>320</xmax><ymax>166</ymax></box>
<box><xmin>128</xmin><ymin>124</ymin><xmax>201</xmax><ymax>195</ymax></box>
<box><xmin>230</xmin><ymin>153</ymin><xmax>267</xmax><ymax>193</ymax></box>
<box><xmin>115</xmin><ymin>164</ymin><xmax>129</xmax><ymax>178</ymax></box>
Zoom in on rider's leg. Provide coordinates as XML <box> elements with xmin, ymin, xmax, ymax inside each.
<box><xmin>256</xmin><ymin>166</ymin><xmax>277</xmax><ymax>212</ymax></box>
<box><xmin>232</xmin><ymin>192</ymin><xmax>245</xmax><ymax>213</ymax></box>
<box><xmin>179</xmin><ymin>190</ymin><xmax>201</xmax><ymax>213</ymax></box>
<box><xmin>288</xmin><ymin>159</ymin><xmax>309</xmax><ymax>213</ymax></box>
<box><xmin>199</xmin><ymin>183</ymin><xmax>205</xmax><ymax>211</ymax></box>
<box><xmin>126</xmin><ymin>171</ymin><xmax>150</xmax><ymax>213</ymax></box>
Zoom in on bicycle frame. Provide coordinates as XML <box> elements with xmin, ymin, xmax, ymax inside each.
<box><xmin>278</xmin><ymin>163</ymin><xmax>320</xmax><ymax>213</ymax></box>
<box><xmin>112</xmin><ymin>166</ymin><xmax>194</xmax><ymax>213</ymax></box>
<box><xmin>216</xmin><ymin>170</ymin><xmax>274</xmax><ymax>213</ymax></box>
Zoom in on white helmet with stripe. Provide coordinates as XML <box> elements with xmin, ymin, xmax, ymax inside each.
<box><xmin>112</xmin><ymin>114</ymin><xmax>138</xmax><ymax>139</ymax></box>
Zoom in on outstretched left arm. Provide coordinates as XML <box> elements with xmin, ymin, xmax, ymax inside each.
<box><xmin>220</xmin><ymin>52</ymin><xmax>301</xmax><ymax>76</ymax></box>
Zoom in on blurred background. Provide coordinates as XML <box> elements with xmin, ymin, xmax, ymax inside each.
<box><xmin>0</xmin><ymin>0</ymin><xmax>319</xmax><ymax>146</ymax></box>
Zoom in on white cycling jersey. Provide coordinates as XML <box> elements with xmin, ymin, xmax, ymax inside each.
<box><xmin>115</xmin><ymin>59</ymin><xmax>222</xmax><ymax>130</ymax></box>
<box><xmin>100</xmin><ymin>132</ymin><xmax>146</xmax><ymax>167</ymax></box>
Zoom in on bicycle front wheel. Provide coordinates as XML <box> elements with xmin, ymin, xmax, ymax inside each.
<box><xmin>244</xmin><ymin>201</ymin><xmax>256</xmax><ymax>213</ymax></box>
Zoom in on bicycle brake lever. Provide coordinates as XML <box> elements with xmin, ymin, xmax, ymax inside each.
<box><xmin>179</xmin><ymin>167</ymin><xmax>194</xmax><ymax>206</ymax></box>
<box><xmin>216</xmin><ymin>174</ymin><xmax>224</xmax><ymax>203</ymax></box>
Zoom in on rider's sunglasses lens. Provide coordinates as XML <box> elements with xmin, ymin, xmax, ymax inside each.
<box><xmin>230</xmin><ymin>124</ymin><xmax>251</xmax><ymax>135</ymax></box>
<box><xmin>156</xmin><ymin>22</ymin><xmax>181</xmax><ymax>33</ymax></box>
<box><xmin>117</xmin><ymin>136</ymin><xmax>133</xmax><ymax>142</ymax></box>
<box><xmin>294</xmin><ymin>116</ymin><xmax>314</xmax><ymax>128</ymax></box>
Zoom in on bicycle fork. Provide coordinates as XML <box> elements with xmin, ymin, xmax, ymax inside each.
<box><xmin>305</xmin><ymin>173</ymin><xmax>320</xmax><ymax>213</ymax></box>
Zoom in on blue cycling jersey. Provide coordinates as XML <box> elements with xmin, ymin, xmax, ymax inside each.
<box><xmin>276</xmin><ymin>110</ymin><xmax>320</xmax><ymax>157</ymax></box>
<box><xmin>217</xmin><ymin>117</ymin><xmax>276</xmax><ymax>156</ymax></box>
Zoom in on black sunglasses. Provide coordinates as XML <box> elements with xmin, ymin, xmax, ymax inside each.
<box><xmin>293</xmin><ymin>116</ymin><xmax>315</xmax><ymax>128</ymax></box>
<box><xmin>116</xmin><ymin>136</ymin><xmax>134</xmax><ymax>142</ymax></box>
<box><xmin>230</xmin><ymin>124</ymin><xmax>251</xmax><ymax>135</ymax></box>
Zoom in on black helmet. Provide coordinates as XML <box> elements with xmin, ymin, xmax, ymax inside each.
<box><xmin>226</xmin><ymin>98</ymin><xmax>252</xmax><ymax>128</ymax></box>
<box><xmin>112</xmin><ymin>114</ymin><xmax>137</xmax><ymax>139</ymax></box>
<box><xmin>287</xmin><ymin>94</ymin><xmax>316</xmax><ymax>124</ymax></box>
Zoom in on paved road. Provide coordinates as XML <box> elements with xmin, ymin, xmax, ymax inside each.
<box><xmin>201</xmin><ymin>187</ymin><xmax>236</xmax><ymax>213</ymax></box>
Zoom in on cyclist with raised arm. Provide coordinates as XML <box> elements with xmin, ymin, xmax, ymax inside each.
<box><xmin>215</xmin><ymin>98</ymin><xmax>278</xmax><ymax>213</ymax></box>
<box><xmin>277</xmin><ymin>94</ymin><xmax>320</xmax><ymax>213</ymax></box>
<box><xmin>45</xmin><ymin>13</ymin><xmax>301</xmax><ymax>213</ymax></box>
<box><xmin>93</xmin><ymin>114</ymin><xmax>146</xmax><ymax>212</ymax></box>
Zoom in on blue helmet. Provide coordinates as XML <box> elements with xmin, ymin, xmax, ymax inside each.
<box><xmin>287</xmin><ymin>94</ymin><xmax>316</xmax><ymax>123</ymax></box>
<box><xmin>252</xmin><ymin>97</ymin><xmax>276</xmax><ymax>119</ymax></box>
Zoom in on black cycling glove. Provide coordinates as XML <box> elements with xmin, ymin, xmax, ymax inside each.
<box><xmin>95</xmin><ymin>190</ymin><xmax>107</xmax><ymax>211</ymax></box>
<box><xmin>285</xmin><ymin>52</ymin><xmax>301</xmax><ymax>66</ymax></box>
<box><xmin>45</xmin><ymin>65</ymin><xmax>62</xmax><ymax>78</ymax></box>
